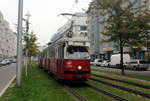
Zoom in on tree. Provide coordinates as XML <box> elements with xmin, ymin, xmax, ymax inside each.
<box><xmin>23</xmin><ymin>13</ymin><xmax>39</xmax><ymax>62</ymax></box>
<box><xmin>94</xmin><ymin>0</ymin><xmax>150</xmax><ymax>74</ymax></box>
<box><xmin>24</xmin><ymin>31</ymin><xmax>39</xmax><ymax>61</ymax></box>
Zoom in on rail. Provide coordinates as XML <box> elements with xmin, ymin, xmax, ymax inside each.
<box><xmin>90</xmin><ymin>78</ymin><xmax>150</xmax><ymax>99</ymax></box>
<box><xmin>64</xmin><ymin>85</ymin><xmax>89</xmax><ymax>101</ymax></box>
<box><xmin>86</xmin><ymin>83</ymin><xmax>128</xmax><ymax>101</ymax></box>
<box><xmin>92</xmin><ymin>73</ymin><xmax>150</xmax><ymax>89</ymax></box>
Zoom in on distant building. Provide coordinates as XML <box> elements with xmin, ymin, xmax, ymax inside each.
<box><xmin>0</xmin><ymin>11</ymin><xmax>17</xmax><ymax>58</ymax></box>
<box><xmin>87</xmin><ymin>0</ymin><xmax>117</xmax><ymax>60</ymax></box>
<box><xmin>51</xmin><ymin>12</ymin><xmax>89</xmax><ymax>45</ymax></box>
<box><xmin>87</xmin><ymin>0</ymin><xmax>150</xmax><ymax>60</ymax></box>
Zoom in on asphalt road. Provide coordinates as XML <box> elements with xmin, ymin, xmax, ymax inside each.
<box><xmin>92</xmin><ymin>66</ymin><xmax>150</xmax><ymax>77</ymax></box>
<box><xmin>0</xmin><ymin>63</ymin><xmax>16</xmax><ymax>97</ymax></box>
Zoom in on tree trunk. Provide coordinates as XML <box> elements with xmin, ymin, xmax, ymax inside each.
<box><xmin>120</xmin><ymin>34</ymin><xmax>125</xmax><ymax>75</ymax></box>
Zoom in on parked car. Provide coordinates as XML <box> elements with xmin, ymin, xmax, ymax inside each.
<box><xmin>1</xmin><ymin>59</ymin><xmax>8</xmax><ymax>65</ymax></box>
<box><xmin>12</xmin><ymin>58</ymin><xmax>17</xmax><ymax>63</ymax></box>
<box><xmin>125</xmin><ymin>60</ymin><xmax>149</xmax><ymax>71</ymax></box>
<box><xmin>101</xmin><ymin>60</ymin><xmax>109</xmax><ymax>67</ymax></box>
<box><xmin>9</xmin><ymin>58</ymin><xmax>16</xmax><ymax>63</ymax></box>
<box><xmin>0</xmin><ymin>59</ymin><xmax>3</xmax><ymax>66</ymax></box>
<box><xmin>92</xmin><ymin>59</ymin><xmax>103</xmax><ymax>66</ymax></box>
<box><xmin>108</xmin><ymin>54</ymin><xmax>130</xmax><ymax>68</ymax></box>
<box><xmin>1</xmin><ymin>59</ymin><xmax>11</xmax><ymax>66</ymax></box>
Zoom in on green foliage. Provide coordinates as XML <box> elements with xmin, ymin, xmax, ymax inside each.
<box><xmin>92</xmin><ymin>0</ymin><xmax>150</xmax><ymax>74</ymax></box>
<box><xmin>95</xmin><ymin>0</ymin><xmax>150</xmax><ymax>47</ymax></box>
<box><xmin>135</xmin><ymin>13</ymin><xmax>150</xmax><ymax>47</ymax></box>
<box><xmin>24</xmin><ymin>31</ymin><xmax>39</xmax><ymax>57</ymax></box>
<box><xmin>0</xmin><ymin>63</ymin><xmax>76</xmax><ymax>101</ymax></box>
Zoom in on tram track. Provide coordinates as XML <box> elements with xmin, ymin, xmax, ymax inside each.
<box><xmin>85</xmin><ymin>83</ymin><xmax>128</xmax><ymax>101</ymax></box>
<box><xmin>64</xmin><ymin>82</ymin><xmax>128</xmax><ymax>101</ymax></box>
<box><xmin>64</xmin><ymin>85</ymin><xmax>89</xmax><ymax>101</ymax></box>
<box><xmin>90</xmin><ymin>78</ymin><xmax>150</xmax><ymax>99</ymax></box>
<box><xmin>92</xmin><ymin>73</ymin><xmax>150</xmax><ymax>89</ymax></box>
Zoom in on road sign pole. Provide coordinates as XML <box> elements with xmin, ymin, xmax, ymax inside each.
<box><xmin>16</xmin><ymin>0</ymin><xmax>23</xmax><ymax>86</ymax></box>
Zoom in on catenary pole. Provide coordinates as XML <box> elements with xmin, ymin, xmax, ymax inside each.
<box><xmin>16</xmin><ymin>0</ymin><xmax>23</xmax><ymax>86</ymax></box>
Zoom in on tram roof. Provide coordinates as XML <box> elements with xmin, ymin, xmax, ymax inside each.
<box><xmin>49</xmin><ymin>37</ymin><xmax>90</xmax><ymax>46</ymax></box>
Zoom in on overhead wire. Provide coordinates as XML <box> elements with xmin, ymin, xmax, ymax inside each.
<box><xmin>57</xmin><ymin>0</ymin><xmax>79</xmax><ymax>30</ymax></box>
<box><xmin>68</xmin><ymin>0</ymin><xmax>79</xmax><ymax>12</ymax></box>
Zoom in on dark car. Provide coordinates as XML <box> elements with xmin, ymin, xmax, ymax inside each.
<box><xmin>0</xmin><ymin>59</ymin><xmax>3</xmax><ymax>66</ymax></box>
<box><xmin>125</xmin><ymin>60</ymin><xmax>149</xmax><ymax>71</ymax></box>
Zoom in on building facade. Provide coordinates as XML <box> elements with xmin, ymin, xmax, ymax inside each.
<box><xmin>51</xmin><ymin>12</ymin><xmax>89</xmax><ymax>45</ymax></box>
<box><xmin>0</xmin><ymin>11</ymin><xmax>17</xmax><ymax>58</ymax></box>
<box><xmin>87</xmin><ymin>0</ymin><xmax>150</xmax><ymax>61</ymax></box>
<box><xmin>87</xmin><ymin>0</ymin><xmax>117</xmax><ymax>60</ymax></box>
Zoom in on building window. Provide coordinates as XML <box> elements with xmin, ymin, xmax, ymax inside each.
<box><xmin>80</xmin><ymin>26</ymin><xmax>87</xmax><ymax>31</ymax></box>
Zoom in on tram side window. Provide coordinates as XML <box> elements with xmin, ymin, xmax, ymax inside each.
<box><xmin>43</xmin><ymin>51</ymin><xmax>45</xmax><ymax>58</ymax></box>
<box><xmin>50</xmin><ymin>46</ymin><xmax>55</xmax><ymax>58</ymax></box>
<box><xmin>46</xmin><ymin>50</ymin><xmax>48</xmax><ymax>58</ymax></box>
<box><xmin>44</xmin><ymin>51</ymin><xmax>46</xmax><ymax>58</ymax></box>
<box><xmin>47</xmin><ymin>49</ymin><xmax>49</xmax><ymax>58</ymax></box>
<box><xmin>49</xmin><ymin>47</ymin><xmax>52</xmax><ymax>58</ymax></box>
<box><xmin>49</xmin><ymin>47</ymin><xmax>51</xmax><ymax>58</ymax></box>
<box><xmin>55</xmin><ymin>47</ymin><xmax>58</xmax><ymax>58</ymax></box>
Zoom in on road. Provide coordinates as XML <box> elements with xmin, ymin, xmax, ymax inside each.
<box><xmin>0</xmin><ymin>63</ymin><xmax>16</xmax><ymax>97</ymax></box>
<box><xmin>92</xmin><ymin>66</ymin><xmax>150</xmax><ymax>77</ymax></box>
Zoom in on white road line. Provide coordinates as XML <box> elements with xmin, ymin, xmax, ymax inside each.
<box><xmin>0</xmin><ymin>75</ymin><xmax>16</xmax><ymax>97</ymax></box>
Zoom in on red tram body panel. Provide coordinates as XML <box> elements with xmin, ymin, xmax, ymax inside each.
<box><xmin>40</xmin><ymin>58</ymin><xmax>91</xmax><ymax>80</ymax></box>
<box><xmin>39</xmin><ymin>12</ymin><xmax>91</xmax><ymax>81</ymax></box>
<box><xmin>39</xmin><ymin>41</ymin><xmax>91</xmax><ymax>80</ymax></box>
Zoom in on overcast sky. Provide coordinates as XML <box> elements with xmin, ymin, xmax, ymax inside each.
<box><xmin>0</xmin><ymin>0</ymin><xmax>91</xmax><ymax>46</ymax></box>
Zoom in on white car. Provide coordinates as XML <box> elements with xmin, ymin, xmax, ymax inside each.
<box><xmin>101</xmin><ymin>60</ymin><xmax>109</xmax><ymax>67</ymax></box>
<box><xmin>90</xmin><ymin>60</ymin><xmax>95</xmax><ymax>65</ymax></box>
<box><xmin>125</xmin><ymin>60</ymin><xmax>149</xmax><ymax>71</ymax></box>
<box><xmin>92</xmin><ymin>59</ymin><xmax>103</xmax><ymax>66</ymax></box>
<box><xmin>1</xmin><ymin>59</ymin><xmax>10</xmax><ymax>65</ymax></box>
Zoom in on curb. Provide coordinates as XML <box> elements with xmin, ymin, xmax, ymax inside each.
<box><xmin>0</xmin><ymin>75</ymin><xmax>16</xmax><ymax>97</ymax></box>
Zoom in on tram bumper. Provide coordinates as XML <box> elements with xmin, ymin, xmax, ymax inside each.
<box><xmin>63</xmin><ymin>71</ymin><xmax>91</xmax><ymax>80</ymax></box>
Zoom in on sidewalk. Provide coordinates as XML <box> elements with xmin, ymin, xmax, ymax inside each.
<box><xmin>0</xmin><ymin>64</ymin><xmax>16</xmax><ymax>97</ymax></box>
<box><xmin>0</xmin><ymin>63</ymin><xmax>76</xmax><ymax>101</ymax></box>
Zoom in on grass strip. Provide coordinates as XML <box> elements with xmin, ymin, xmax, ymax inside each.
<box><xmin>92</xmin><ymin>71</ymin><xmax>150</xmax><ymax>87</ymax></box>
<box><xmin>92</xmin><ymin>68</ymin><xmax>150</xmax><ymax>82</ymax></box>
<box><xmin>92</xmin><ymin>76</ymin><xmax>150</xmax><ymax>95</ymax></box>
<box><xmin>0</xmin><ymin>63</ymin><xmax>76</xmax><ymax>101</ymax></box>
<box><xmin>73</xmin><ymin>86</ymin><xmax>115</xmax><ymax>101</ymax></box>
<box><xmin>87</xmin><ymin>80</ymin><xmax>150</xmax><ymax>101</ymax></box>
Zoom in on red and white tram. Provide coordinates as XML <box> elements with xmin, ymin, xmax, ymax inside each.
<box><xmin>39</xmin><ymin>39</ymin><xmax>91</xmax><ymax>80</ymax></box>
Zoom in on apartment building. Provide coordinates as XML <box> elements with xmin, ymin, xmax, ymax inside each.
<box><xmin>51</xmin><ymin>12</ymin><xmax>89</xmax><ymax>44</ymax></box>
<box><xmin>87</xmin><ymin>0</ymin><xmax>117</xmax><ymax>60</ymax></box>
<box><xmin>0</xmin><ymin>11</ymin><xmax>17</xmax><ymax>58</ymax></box>
<box><xmin>87</xmin><ymin>0</ymin><xmax>150</xmax><ymax>60</ymax></box>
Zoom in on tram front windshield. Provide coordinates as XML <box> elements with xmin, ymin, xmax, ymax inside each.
<box><xmin>67</xmin><ymin>46</ymin><xmax>89</xmax><ymax>59</ymax></box>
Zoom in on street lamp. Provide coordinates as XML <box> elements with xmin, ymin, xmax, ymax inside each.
<box><xmin>16</xmin><ymin>0</ymin><xmax>23</xmax><ymax>86</ymax></box>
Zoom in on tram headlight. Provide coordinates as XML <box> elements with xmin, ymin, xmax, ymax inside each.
<box><xmin>77</xmin><ymin>66</ymin><xmax>82</xmax><ymax>70</ymax></box>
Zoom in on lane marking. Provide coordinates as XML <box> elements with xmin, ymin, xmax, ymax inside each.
<box><xmin>0</xmin><ymin>75</ymin><xmax>16</xmax><ymax>97</ymax></box>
